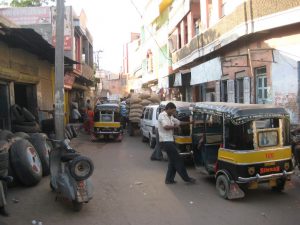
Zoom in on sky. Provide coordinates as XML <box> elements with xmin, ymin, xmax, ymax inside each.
<box><xmin>65</xmin><ymin>0</ymin><xmax>146</xmax><ymax>73</ymax></box>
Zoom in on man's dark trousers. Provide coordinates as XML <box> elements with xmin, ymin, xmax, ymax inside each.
<box><xmin>161</xmin><ymin>141</ymin><xmax>190</xmax><ymax>182</ymax></box>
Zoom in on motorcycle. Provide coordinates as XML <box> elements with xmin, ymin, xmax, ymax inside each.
<box><xmin>49</xmin><ymin>139</ymin><xmax>94</xmax><ymax>211</ymax></box>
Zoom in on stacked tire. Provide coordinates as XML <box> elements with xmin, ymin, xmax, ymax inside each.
<box><xmin>0</xmin><ymin>130</ymin><xmax>51</xmax><ymax>187</ymax></box>
<box><xmin>11</xmin><ymin>105</ymin><xmax>40</xmax><ymax>133</ymax></box>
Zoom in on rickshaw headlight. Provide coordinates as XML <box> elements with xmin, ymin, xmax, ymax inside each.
<box><xmin>248</xmin><ymin>167</ymin><xmax>256</xmax><ymax>176</ymax></box>
<box><xmin>284</xmin><ymin>162</ymin><xmax>290</xmax><ymax>171</ymax></box>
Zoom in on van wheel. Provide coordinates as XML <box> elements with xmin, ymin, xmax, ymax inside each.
<box><xmin>149</xmin><ymin>135</ymin><xmax>156</xmax><ymax>148</ymax></box>
<box><xmin>216</xmin><ymin>175</ymin><xmax>229</xmax><ymax>199</ymax></box>
<box><xmin>272</xmin><ymin>178</ymin><xmax>286</xmax><ymax>192</ymax></box>
<box><xmin>142</xmin><ymin>135</ymin><xmax>147</xmax><ymax>142</ymax></box>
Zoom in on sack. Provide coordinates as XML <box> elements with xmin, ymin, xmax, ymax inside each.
<box><xmin>140</xmin><ymin>92</ymin><xmax>151</xmax><ymax>99</ymax></box>
<box><xmin>129</xmin><ymin>117</ymin><xmax>140</xmax><ymax>123</ymax></box>
<box><xmin>130</xmin><ymin>97</ymin><xmax>142</xmax><ymax>104</ymax></box>
<box><xmin>149</xmin><ymin>94</ymin><xmax>160</xmax><ymax>103</ymax></box>
<box><xmin>129</xmin><ymin>112</ymin><xmax>142</xmax><ymax>118</ymax></box>
<box><xmin>130</xmin><ymin>104</ymin><xmax>143</xmax><ymax>109</ymax></box>
<box><xmin>130</xmin><ymin>108</ymin><xmax>143</xmax><ymax>114</ymax></box>
<box><xmin>141</xmin><ymin>99</ymin><xmax>152</xmax><ymax>106</ymax></box>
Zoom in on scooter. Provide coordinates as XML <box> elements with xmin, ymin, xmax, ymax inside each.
<box><xmin>49</xmin><ymin>139</ymin><xmax>94</xmax><ymax>211</ymax></box>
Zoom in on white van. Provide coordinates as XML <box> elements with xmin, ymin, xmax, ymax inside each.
<box><xmin>140</xmin><ymin>105</ymin><xmax>159</xmax><ymax>148</ymax></box>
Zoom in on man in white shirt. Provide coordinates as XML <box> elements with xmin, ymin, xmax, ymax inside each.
<box><xmin>158</xmin><ymin>102</ymin><xmax>196</xmax><ymax>184</ymax></box>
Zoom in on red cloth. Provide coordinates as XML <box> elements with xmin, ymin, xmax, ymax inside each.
<box><xmin>84</xmin><ymin>110</ymin><xmax>94</xmax><ymax>134</ymax></box>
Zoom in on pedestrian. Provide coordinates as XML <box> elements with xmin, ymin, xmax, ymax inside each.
<box><xmin>150</xmin><ymin>127</ymin><xmax>163</xmax><ymax>161</ymax></box>
<box><xmin>120</xmin><ymin>99</ymin><xmax>127</xmax><ymax>129</ymax></box>
<box><xmin>71</xmin><ymin>104</ymin><xmax>81</xmax><ymax>123</ymax></box>
<box><xmin>158</xmin><ymin>102</ymin><xmax>196</xmax><ymax>184</ymax></box>
<box><xmin>83</xmin><ymin>106</ymin><xmax>94</xmax><ymax>134</ymax></box>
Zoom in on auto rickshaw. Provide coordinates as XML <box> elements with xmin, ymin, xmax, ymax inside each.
<box><xmin>159</xmin><ymin>101</ymin><xmax>193</xmax><ymax>158</ymax></box>
<box><xmin>192</xmin><ymin>102</ymin><xmax>294</xmax><ymax>199</ymax></box>
<box><xmin>93</xmin><ymin>103</ymin><xmax>123</xmax><ymax>141</ymax></box>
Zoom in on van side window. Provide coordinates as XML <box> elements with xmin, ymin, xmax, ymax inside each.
<box><xmin>145</xmin><ymin>109</ymin><xmax>149</xmax><ymax>120</ymax></box>
<box><xmin>148</xmin><ymin>108</ymin><xmax>153</xmax><ymax>120</ymax></box>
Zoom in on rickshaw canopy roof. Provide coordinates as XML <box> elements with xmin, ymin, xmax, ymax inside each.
<box><xmin>194</xmin><ymin>102</ymin><xmax>289</xmax><ymax>125</ymax></box>
<box><xmin>95</xmin><ymin>103</ymin><xmax>120</xmax><ymax>111</ymax></box>
<box><xmin>159</xmin><ymin>101</ymin><xmax>193</xmax><ymax>110</ymax></box>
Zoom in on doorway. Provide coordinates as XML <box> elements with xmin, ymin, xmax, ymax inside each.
<box><xmin>0</xmin><ymin>82</ymin><xmax>10</xmax><ymax>130</ymax></box>
<box><xmin>14</xmin><ymin>83</ymin><xmax>38</xmax><ymax>118</ymax></box>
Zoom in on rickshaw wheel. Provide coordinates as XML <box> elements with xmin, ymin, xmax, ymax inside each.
<box><xmin>272</xmin><ymin>178</ymin><xmax>286</xmax><ymax>192</ymax></box>
<box><xmin>216</xmin><ymin>175</ymin><xmax>230</xmax><ymax>199</ymax></box>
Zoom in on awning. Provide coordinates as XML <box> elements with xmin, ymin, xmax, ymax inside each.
<box><xmin>158</xmin><ymin>76</ymin><xmax>169</xmax><ymax>89</ymax></box>
<box><xmin>0</xmin><ymin>28</ymin><xmax>78</xmax><ymax>66</ymax></box>
<box><xmin>191</xmin><ymin>57</ymin><xmax>222</xmax><ymax>85</ymax></box>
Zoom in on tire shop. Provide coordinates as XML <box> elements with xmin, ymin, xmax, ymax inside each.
<box><xmin>0</xmin><ymin>27</ymin><xmax>76</xmax><ymax>132</ymax></box>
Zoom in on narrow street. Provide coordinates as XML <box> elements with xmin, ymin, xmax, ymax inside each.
<box><xmin>1</xmin><ymin>133</ymin><xmax>300</xmax><ymax>225</ymax></box>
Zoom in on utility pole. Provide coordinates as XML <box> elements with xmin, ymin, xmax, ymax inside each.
<box><xmin>54</xmin><ymin>0</ymin><xmax>65</xmax><ymax>139</ymax></box>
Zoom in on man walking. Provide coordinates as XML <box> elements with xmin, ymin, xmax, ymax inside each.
<box><xmin>158</xmin><ymin>102</ymin><xmax>196</xmax><ymax>184</ymax></box>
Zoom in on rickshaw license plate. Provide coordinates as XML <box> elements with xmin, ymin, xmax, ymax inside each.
<box><xmin>260</xmin><ymin>166</ymin><xmax>280</xmax><ymax>174</ymax></box>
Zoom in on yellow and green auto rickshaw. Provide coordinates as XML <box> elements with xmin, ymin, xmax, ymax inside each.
<box><xmin>192</xmin><ymin>102</ymin><xmax>294</xmax><ymax>199</ymax></box>
<box><xmin>93</xmin><ymin>103</ymin><xmax>123</xmax><ymax>141</ymax></box>
<box><xmin>159</xmin><ymin>101</ymin><xmax>194</xmax><ymax>159</ymax></box>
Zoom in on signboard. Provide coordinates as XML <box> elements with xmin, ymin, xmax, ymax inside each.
<box><xmin>51</xmin><ymin>6</ymin><xmax>72</xmax><ymax>50</ymax></box>
<box><xmin>64</xmin><ymin>72</ymin><xmax>75</xmax><ymax>90</ymax></box>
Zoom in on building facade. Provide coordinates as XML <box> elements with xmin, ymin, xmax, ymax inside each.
<box><xmin>0</xmin><ymin>6</ymin><xmax>95</xmax><ymax>121</ymax></box>
<box><xmin>127</xmin><ymin>0</ymin><xmax>300</xmax><ymax>124</ymax></box>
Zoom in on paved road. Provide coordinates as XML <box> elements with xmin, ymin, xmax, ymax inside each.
<box><xmin>1</xmin><ymin>133</ymin><xmax>300</xmax><ymax>225</ymax></box>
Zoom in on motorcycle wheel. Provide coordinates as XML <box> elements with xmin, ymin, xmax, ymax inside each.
<box><xmin>72</xmin><ymin>201</ymin><xmax>83</xmax><ymax>212</ymax></box>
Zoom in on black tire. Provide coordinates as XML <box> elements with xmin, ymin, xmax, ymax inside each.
<box><xmin>216</xmin><ymin>175</ymin><xmax>230</xmax><ymax>199</ymax></box>
<box><xmin>22</xmin><ymin>107</ymin><xmax>36</xmax><ymax>122</ymax></box>
<box><xmin>149</xmin><ymin>135</ymin><xmax>156</xmax><ymax>148</ymax></box>
<box><xmin>11</xmin><ymin>104</ymin><xmax>25</xmax><ymax>122</ymax></box>
<box><xmin>13</xmin><ymin>121</ymin><xmax>37</xmax><ymax>126</ymax></box>
<box><xmin>41</xmin><ymin>119</ymin><xmax>54</xmax><ymax>133</ymax></box>
<box><xmin>29</xmin><ymin>133</ymin><xmax>51</xmax><ymax>176</ymax></box>
<box><xmin>69</xmin><ymin>156</ymin><xmax>94</xmax><ymax>181</ymax></box>
<box><xmin>13</xmin><ymin>132</ymin><xmax>30</xmax><ymax>140</ymax></box>
<box><xmin>7</xmin><ymin>155</ymin><xmax>20</xmax><ymax>188</ymax></box>
<box><xmin>0</xmin><ymin>140</ymin><xmax>9</xmax><ymax>177</ymax></box>
<box><xmin>142</xmin><ymin>135</ymin><xmax>147</xmax><ymax>142</ymax></box>
<box><xmin>66</xmin><ymin>126</ymin><xmax>73</xmax><ymax>139</ymax></box>
<box><xmin>65</xmin><ymin>129</ymin><xmax>72</xmax><ymax>140</ymax></box>
<box><xmin>272</xmin><ymin>178</ymin><xmax>286</xmax><ymax>192</ymax></box>
<box><xmin>72</xmin><ymin>201</ymin><xmax>83</xmax><ymax>212</ymax></box>
<box><xmin>70</xmin><ymin>125</ymin><xmax>78</xmax><ymax>138</ymax></box>
<box><xmin>0</xmin><ymin>130</ymin><xmax>14</xmax><ymax>141</ymax></box>
<box><xmin>12</xmin><ymin>123</ymin><xmax>41</xmax><ymax>133</ymax></box>
<box><xmin>10</xmin><ymin>139</ymin><xmax>43</xmax><ymax>186</ymax></box>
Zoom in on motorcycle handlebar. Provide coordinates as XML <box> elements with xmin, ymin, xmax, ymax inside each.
<box><xmin>47</xmin><ymin>138</ymin><xmax>76</xmax><ymax>153</ymax></box>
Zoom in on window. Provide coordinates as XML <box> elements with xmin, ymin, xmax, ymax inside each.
<box><xmin>101</xmin><ymin>114</ymin><xmax>113</xmax><ymax>122</ymax></box>
<box><xmin>236</xmin><ymin>78</ymin><xmax>244</xmax><ymax>103</ymax></box>
<box><xmin>255</xmin><ymin>67</ymin><xmax>267</xmax><ymax>104</ymax></box>
<box><xmin>148</xmin><ymin>108</ymin><xmax>153</xmax><ymax>120</ymax></box>
<box><xmin>221</xmin><ymin>80</ymin><xmax>228</xmax><ymax>102</ymax></box>
<box><xmin>144</xmin><ymin>109</ymin><xmax>149</xmax><ymax>119</ymax></box>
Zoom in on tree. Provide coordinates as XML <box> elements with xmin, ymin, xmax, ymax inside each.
<box><xmin>10</xmin><ymin>0</ymin><xmax>54</xmax><ymax>7</ymax></box>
